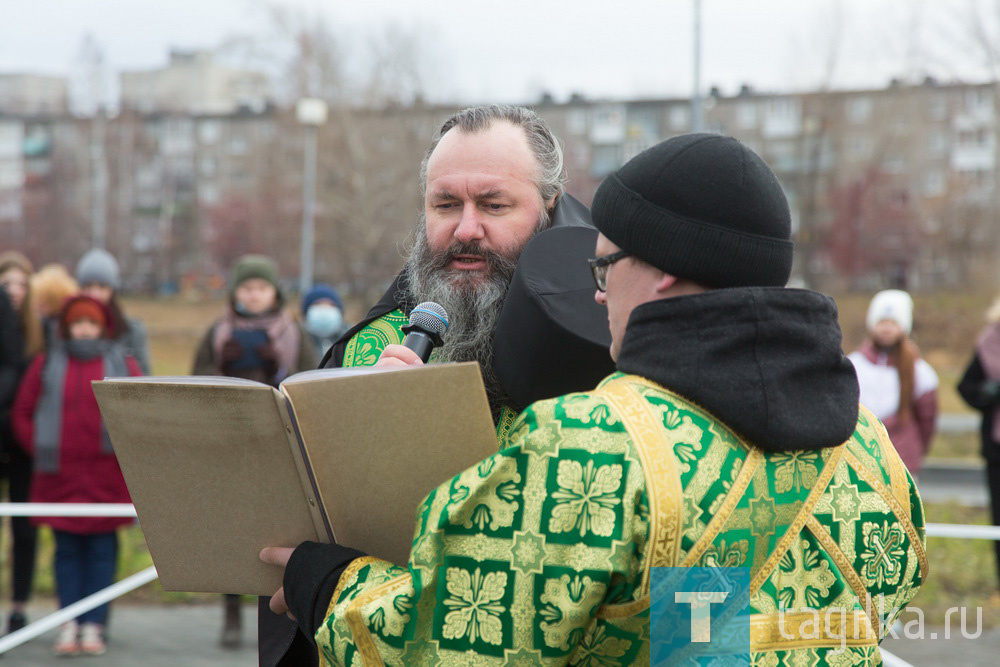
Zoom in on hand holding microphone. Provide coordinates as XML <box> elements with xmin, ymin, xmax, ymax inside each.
<box><xmin>375</xmin><ymin>302</ymin><xmax>449</xmax><ymax>367</ymax></box>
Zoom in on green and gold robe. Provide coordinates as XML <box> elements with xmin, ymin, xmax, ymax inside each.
<box><xmin>314</xmin><ymin>372</ymin><xmax>926</xmax><ymax>666</ymax></box>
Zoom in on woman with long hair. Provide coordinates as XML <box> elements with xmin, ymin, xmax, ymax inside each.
<box><xmin>31</xmin><ymin>263</ymin><xmax>79</xmax><ymax>351</ymax></box>
<box><xmin>848</xmin><ymin>289</ymin><xmax>939</xmax><ymax>476</ymax></box>
<box><xmin>0</xmin><ymin>251</ymin><xmax>43</xmax><ymax>633</ymax></box>
<box><xmin>958</xmin><ymin>294</ymin><xmax>1000</xmax><ymax>600</ymax></box>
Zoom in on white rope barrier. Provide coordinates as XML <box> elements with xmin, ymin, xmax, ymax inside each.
<box><xmin>0</xmin><ymin>566</ymin><xmax>158</xmax><ymax>654</ymax></box>
<box><xmin>881</xmin><ymin>649</ymin><xmax>916</xmax><ymax>667</ymax></box>
<box><xmin>0</xmin><ymin>502</ymin><xmax>137</xmax><ymax>517</ymax></box>
<box><xmin>926</xmin><ymin>522</ymin><xmax>1000</xmax><ymax>540</ymax></box>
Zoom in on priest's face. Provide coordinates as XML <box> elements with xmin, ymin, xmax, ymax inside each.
<box><xmin>405</xmin><ymin>121</ymin><xmax>552</xmax><ymax>416</ymax></box>
<box><xmin>421</xmin><ymin>121</ymin><xmax>548</xmax><ymax>289</ymax></box>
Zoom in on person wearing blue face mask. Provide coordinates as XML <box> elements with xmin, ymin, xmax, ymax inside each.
<box><xmin>301</xmin><ymin>284</ymin><xmax>350</xmax><ymax>364</ymax></box>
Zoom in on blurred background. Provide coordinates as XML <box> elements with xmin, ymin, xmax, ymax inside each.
<box><xmin>1</xmin><ymin>0</ymin><xmax>1000</xmax><ymax>648</ymax></box>
<box><xmin>2</xmin><ymin>0</ymin><xmax>1000</xmax><ymax>301</ymax></box>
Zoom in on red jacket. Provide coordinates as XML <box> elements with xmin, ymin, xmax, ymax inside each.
<box><xmin>11</xmin><ymin>352</ymin><xmax>141</xmax><ymax>534</ymax></box>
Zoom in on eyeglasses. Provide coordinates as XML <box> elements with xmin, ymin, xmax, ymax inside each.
<box><xmin>588</xmin><ymin>250</ymin><xmax>630</xmax><ymax>291</ymax></box>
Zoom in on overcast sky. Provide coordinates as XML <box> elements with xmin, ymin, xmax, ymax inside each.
<box><xmin>2</xmin><ymin>0</ymin><xmax>997</xmax><ymax>105</ymax></box>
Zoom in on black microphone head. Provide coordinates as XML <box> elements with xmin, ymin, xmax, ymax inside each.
<box><xmin>409</xmin><ymin>302</ymin><xmax>449</xmax><ymax>336</ymax></box>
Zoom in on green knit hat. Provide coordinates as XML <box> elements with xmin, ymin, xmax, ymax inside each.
<box><xmin>229</xmin><ymin>254</ymin><xmax>280</xmax><ymax>293</ymax></box>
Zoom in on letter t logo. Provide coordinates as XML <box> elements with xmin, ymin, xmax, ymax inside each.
<box><xmin>675</xmin><ymin>591</ymin><xmax>729</xmax><ymax>642</ymax></box>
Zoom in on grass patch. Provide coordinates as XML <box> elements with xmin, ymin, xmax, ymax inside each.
<box><xmin>121</xmin><ymin>296</ymin><xmax>226</xmax><ymax>376</ymax></box>
<box><xmin>929</xmin><ymin>431</ymin><xmax>981</xmax><ymax>461</ymax></box>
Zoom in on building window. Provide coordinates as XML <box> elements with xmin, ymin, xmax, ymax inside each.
<box><xmin>737</xmin><ymin>101</ymin><xmax>757</xmax><ymax>129</ymax></box>
<box><xmin>229</xmin><ymin>132</ymin><xmax>247</xmax><ymax>155</ymax></box>
<box><xmin>927</xmin><ymin>131</ymin><xmax>948</xmax><ymax>155</ymax></box>
<box><xmin>846</xmin><ymin>96</ymin><xmax>872</xmax><ymax>124</ymax></box>
<box><xmin>199</xmin><ymin>183</ymin><xmax>219</xmax><ymax>205</ymax></box>
<box><xmin>567</xmin><ymin>109</ymin><xmax>587</xmax><ymax>135</ymax></box>
<box><xmin>200</xmin><ymin>156</ymin><xmax>216</xmax><ymax>177</ymax></box>
<box><xmin>847</xmin><ymin>135</ymin><xmax>871</xmax><ymax>161</ymax></box>
<box><xmin>922</xmin><ymin>169</ymin><xmax>945</xmax><ymax>196</ymax></box>
<box><xmin>591</xmin><ymin>144</ymin><xmax>621</xmax><ymax>178</ymax></box>
<box><xmin>199</xmin><ymin>120</ymin><xmax>220</xmax><ymax>144</ymax></box>
<box><xmin>883</xmin><ymin>154</ymin><xmax>906</xmax><ymax>173</ymax></box>
<box><xmin>668</xmin><ymin>105</ymin><xmax>690</xmax><ymax>131</ymax></box>
<box><xmin>928</xmin><ymin>94</ymin><xmax>948</xmax><ymax>121</ymax></box>
<box><xmin>762</xmin><ymin>97</ymin><xmax>801</xmax><ymax>138</ymax></box>
<box><xmin>966</xmin><ymin>88</ymin><xmax>993</xmax><ymax>114</ymax></box>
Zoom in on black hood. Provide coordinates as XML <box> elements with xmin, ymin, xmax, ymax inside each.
<box><xmin>616</xmin><ymin>287</ymin><xmax>859</xmax><ymax>451</ymax></box>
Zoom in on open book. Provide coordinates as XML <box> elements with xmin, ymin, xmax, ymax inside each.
<box><xmin>92</xmin><ymin>362</ymin><xmax>499</xmax><ymax>596</ymax></box>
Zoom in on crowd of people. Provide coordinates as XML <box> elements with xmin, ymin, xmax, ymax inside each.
<box><xmin>0</xmin><ymin>246</ymin><xmax>347</xmax><ymax>655</ymax></box>
<box><xmin>0</xmin><ymin>104</ymin><xmax>998</xmax><ymax>664</ymax></box>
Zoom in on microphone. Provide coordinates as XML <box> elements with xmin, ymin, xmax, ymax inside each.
<box><xmin>401</xmin><ymin>302</ymin><xmax>449</xmax><ymax>362</ymax></box>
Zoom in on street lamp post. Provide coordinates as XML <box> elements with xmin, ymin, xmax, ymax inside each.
<box><xmin>692</xmin><ymin>0</ymin><xmax>704</xmax><ymax>133</ymax></box>
<box><xmin>296</xmin><ymin>98</ymin><xmax>328</xmax><ymax>295</ymax></box>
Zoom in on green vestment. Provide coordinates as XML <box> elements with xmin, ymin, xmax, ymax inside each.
<box><xmin>314</xmin><ymin>372</ymin><xmax>926</xmax><ymax>666</ymax></box>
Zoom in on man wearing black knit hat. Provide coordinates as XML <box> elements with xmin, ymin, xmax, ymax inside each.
<box><xmin>263</xmin><ymin>134</ymin><xmax>927</xmax><ymax>665</ymax></box>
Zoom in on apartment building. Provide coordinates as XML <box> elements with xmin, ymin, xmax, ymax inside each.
<box><xmin>1</xmin><ymin>76</ymin><xmax>996</xmax><ymax>291</ymax></box>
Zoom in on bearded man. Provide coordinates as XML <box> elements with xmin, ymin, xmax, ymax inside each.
<box><xmin>261</xmin><ymin>104</ymin><xmax>592</xmax><ymax>666</ymax></box>
<box><xmin>321</xmin><ymin>105</ymin><xmax>591</xmax><ymax>424</ymax></box>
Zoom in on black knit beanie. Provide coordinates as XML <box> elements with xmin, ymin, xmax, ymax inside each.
<box><xmin>591</xmin><ymin>133</ymin><xmax>793</xmax><ymax>288</ymax></box>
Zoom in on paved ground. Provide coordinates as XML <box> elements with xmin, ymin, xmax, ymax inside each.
<box><xmin>881</xmin><ymin>627</ymin><xmax>1000</xmax><ymax>666</ymax></box>
<box><xmin>919</xmin><ymin>459</ymin><xmax>989</xmax><ymax>506</ymax></box>
<box><xmin>2</xmin><ymin>602</ymin><xmax>259</xmax><ymax>666</ymax></box>
<box><xmin>3</xmin><ymin>601</ymin><xmax>997</xmax><ymax>665</ymax></box>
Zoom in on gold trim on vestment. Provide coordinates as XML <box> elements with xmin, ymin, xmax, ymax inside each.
<box><xmin>744</xmin><ymin>444</ymin><xmax>846</xmax><ymax>598</ymax></box>
<box><xmin>682</xmin><ymin>448</ymin><xmax>764</xmax><ymax>567</ymax></box>
<box><xmin>598</xmin><ymin>378</ymin><xmax>684</xmax><ymax>598</ymax></box>
<box><xmin>595</xmin><ymin>595</ymin><xmax>650</xmax><ymax>620</ymax></box>
<box><xmin>727</xmin><ymin>610</ymin><xmax>878</xmax><ymax>651</ymax></box>
<box><xmin>864</xmin><ymin>405</ymin><xmax>912</xmax><ymax>513</ymax></box>
<box><xmin>345</xmin><ymin>574</ymin><xmax>412</xmax><ymax>667</ymax></box>
<box><xmin>329</xmin><ymin>557</ymin><xmax>383</xmax><ymax>615</ymax></box>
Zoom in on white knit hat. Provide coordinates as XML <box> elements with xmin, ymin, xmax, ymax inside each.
<box><xmin>866</xmin><ymin>289</ymin><xmax>913</xmax><ymax>335</ymax></box>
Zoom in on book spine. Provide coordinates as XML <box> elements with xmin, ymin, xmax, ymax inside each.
<box><xmin>274</xmin><ymin>393</ymin><xmax>336</xmax><ymax>544</ymax></box>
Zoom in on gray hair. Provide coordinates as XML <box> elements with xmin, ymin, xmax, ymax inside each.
<box><xmin>419</xmin><ymin>105</ymin><xmax>566</xmax><ymax>205</ymax></box>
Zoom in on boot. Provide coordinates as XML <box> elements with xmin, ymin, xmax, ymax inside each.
<box><xmin>220</xmin><ymin>594</ymin><xmax>242</xmax><ymax>649</ymax></box>
<box><xmin>7</xmin><ymin>611</ymin><xmax>26</xmax><ymax>634</ymax></box>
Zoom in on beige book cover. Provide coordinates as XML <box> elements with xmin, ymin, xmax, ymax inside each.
<box><xmin>93</xmin><ymin>362</ymin><xmax>498</xmax><ymax>596</ymax></box>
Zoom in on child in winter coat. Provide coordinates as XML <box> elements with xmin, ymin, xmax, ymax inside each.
<box><xmin>12</xmin><ymin>295</ymin><xmax>142</xmax><ymax>656</ymax></box>
<box><xmin>191</xmin><ymin>254</ymin><xmax>314</xmax><ymax>648</ymax></box>
<box><xmin>75</xmin><ymin>248</ymin><xmax>152</xmax><ymax>374</ymax></box>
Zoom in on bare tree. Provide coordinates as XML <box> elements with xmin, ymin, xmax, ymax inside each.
<box><xmin>211</xmin><ymin>3</ymin><xmax>443</xmax><ymax>301</ymax></box>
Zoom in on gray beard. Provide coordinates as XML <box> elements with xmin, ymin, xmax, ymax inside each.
<box><xmin>401</xmin><ymin>229</ymin><xmax>520</xmax><ymax>422</ymax></box>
